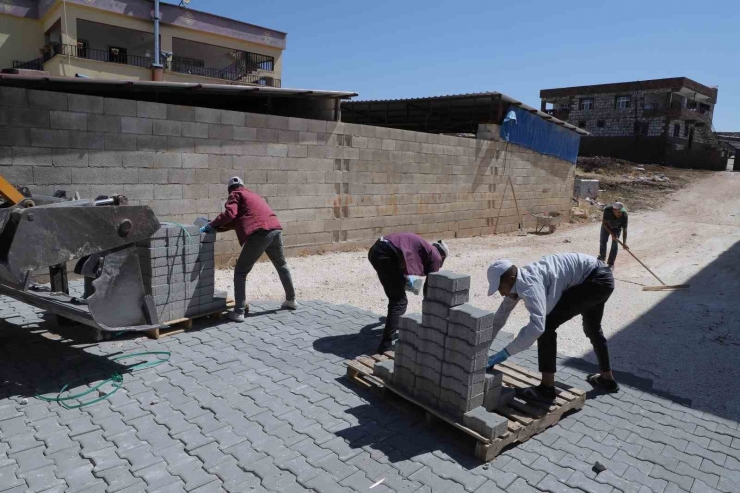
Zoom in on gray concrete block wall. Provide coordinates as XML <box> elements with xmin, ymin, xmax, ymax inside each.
<box><xmin>1</xmin><ymin>87</ymin><xmax>575</xmax><ymax>267</ymax></box>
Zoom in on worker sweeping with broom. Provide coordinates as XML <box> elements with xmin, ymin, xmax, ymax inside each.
<box><xmin>598</xmin><ymin>201</ymin><xmax>629</xmax><ymax>270</ymax></box>
<box><xmin>485</xmin><ymin>253</ymin><xmax>620</xmax><ymax>401</ymax></box>
<box><xmin>368</xmin><ymin>233</ymin><xmax>449</xmax><ymax>353</ymax></box>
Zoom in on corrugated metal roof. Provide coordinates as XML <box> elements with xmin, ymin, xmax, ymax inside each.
<box><xmin>0</xmin><ymin>73</ymin><xmax>358</xmax><ymax>99</ymax></box>
<box><xmin>345</xmin><ymin>92</ymin><xmax>588</xmax><ymax>135</ymax></box>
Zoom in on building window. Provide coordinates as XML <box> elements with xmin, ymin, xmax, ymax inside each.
<box><xmin>673</xmin><ymin>123</ymin><xmax>681</xmax><ymax>137</ymax></box>
<box><xmin>597</xmin><ymin>120</ymin><xmax>605</xmax><ymax>128</ymax></box>
<box><xmin>578</xmin><ymin>121</ymin><xmax>587</xmax><ymax>129</ymax></box>
<box><xmin>616</xmin><ymin>96</ymin><xmax>631</xmax><ymax>110</ymax></box>
<box><xmin>579</xmin><ymin>98</ymin><xmax>594</xmax><ymax>110</ymax></box>
<box><xmin>634</xmin><ymin>121</ymin><xmax>648</xmax><ymax>136</ymax></box>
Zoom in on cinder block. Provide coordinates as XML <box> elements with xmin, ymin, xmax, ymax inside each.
<box><xmin>446</xmin><ymin>323</ymin><xmax>494</xmax><ymax>346</ymax></box>
<box><xmin>441</xmin><ymin>362</ymin><xmax>486</xmax><ymax>386</ymax></box>
<box><xmin>448</xmin><ymin>304</ymin><xmax>495</xmax><ymax>332</ymax></box>
<box><xmin>137</xmin><ymin>101</ymin><xmax>167</xmax><ymax>120</ymax></box>
<box><xmin>372</xmin><ymin>360</ymin><xmax>394</xmax><ymax>381</ymax></box>
<box><xmin>417</xmin><ymin>338</ymin><xmax>444</xmax><ymax>360</ymax></box>
<box><xmin>427</xmin><ymin>271</ymin><xmax>471</xmax><ymax>292</ymax></box>
<box><xmin>29</xmin><ymin>90</ymin><xmax>67</xmax><ymax>111</ymax></box>
<box><xmin>484</xmin><ymin>386</ymin><xmax>516</xmax><ymax>411</ymax></box>
<box><xmin>50</xmin><ymin>111</ymin><xmax>87</xmax><ymax>130</ymax></box>
<box><xmin>68</xmin><ymin>94</ymin><xmax>104</xmax><ymax>114</ymax></box>
<box><xmin>421</xmin><ymin>313</ymin><xmax>447</xmax><ymax>333</ymax></box>
<box><xmin>104</xmin><ymin>133</ymin><xmax>137</xmax><ymax>151</ymax></box>
<box><xmin>416</xmin><ymin>351</ymin><xmax>442</xmax><ymax>374</ymax></box>
<box><xmin>425</xmin><ymin>287</ymin><xmax>469</xmax><ymax>307</ymax></box>
<box><xmin>438</xmin><ymin>389</ymin><xmax>485</xmax><ymax>417</ymax></box>
<box><xmin>105</xmin><ymin>98</ymin><xmax>137</xmax><ymax>116</ymax></box>
<box><xmin>422</xmin><ymin>300</ymin><xmax>449</xmax><ymax>319</ymax></box>
<box><xmin>121</xmin><ymin>117</ymin><xmax>153</xmax><ymax>135</ymax></box>
<box><xmin>154</xmin><ymin>120</ymin><xmax>182</xmax><ymax>137</ymax></box>
<box><xmin>440</xmin><ymin>375</ymin><xmax>484</xmax><ymax>400</ymax></box>
<box><xmin>463</xmin><ymin>407</ymin><xmax>508</xmax><ymax>439</ymax></box>
<box><xmin>417</xmin><ymin>325</ymin><xmax>445</xmax><ymax>347</ymax></box>
<box><xmin>182</xmin><ymin>122</ymin><xmax>209</xmax><ymax>139</ymax></box>
<box><xmin>89</xmin><ymin>114</ymin><xmax>122</xmax><ymax>133</ymax></box>
<box><xmin>392</xmin><ymin>365</ymin><xmax>415</xmax><ymax>393</ymax></box>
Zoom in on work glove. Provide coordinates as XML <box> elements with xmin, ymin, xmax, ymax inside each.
<box><xmin>405</xmin><ymin>276</ymin><xmax>423</xmax><ymax>296</ymax></box>
<box><xmin>199</xmin><ymin>224</ymin><xmax>213</xmax><ymax>234</ymax></box>
<box><xmin>487</xmin><ymin>349</ymin><xmax>510</xmax><ymax>369</ymax></box>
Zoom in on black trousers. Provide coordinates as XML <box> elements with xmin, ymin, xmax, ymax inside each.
<box><xmin>537</xmin><ymin>265</ymin><xmax>615</xmax><ymax>374</ymax></box>
<box><xmin>368</xmin><ymin>240</ymin><xmax>407</xmax><ymax>343</ymax></box>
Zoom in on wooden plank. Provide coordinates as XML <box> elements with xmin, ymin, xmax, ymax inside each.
<box><xmin>356</xmin><ymin>356</ymin><xmax>376</xmax><ymax>369</ymax></box>
<box><xmin>501</xmin><ymin>374</ymin><xmax>568</xmax><ymax>408</ymax></box>
<box><xmin>498</xmin><ymin>365</ymin><xmax>576</xmax><ymax>403</ymax></box>
<box><xmin>500</xmin><ymin>361</ymin><xmax>587</xmax><ymax>397</ymax></box>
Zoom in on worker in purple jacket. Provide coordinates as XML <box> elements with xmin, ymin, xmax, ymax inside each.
<box><xmin>368</xmin><ymin>233</ymin><xmax>449</xmax><ymax>353</ymax></box>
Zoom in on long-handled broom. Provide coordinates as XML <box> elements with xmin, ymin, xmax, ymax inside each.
<box><xmin>603</xmin><ymin>223</ymin><xmax>690</xmax><ymax>291</ymax></box>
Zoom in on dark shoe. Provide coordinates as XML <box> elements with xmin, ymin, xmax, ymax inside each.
<box><xmin>517</xmin><ymin>384</ymin><xmax>557</xmax><ymax>404</ymax></box>
<box><xmin>377</xmin><ymin>339</ymin><xmax>393</xmax><ymax>355</ymax></box>
<box><xmin>587</xmin><ymin>374</ymin><xmax>620</xmax><ymax>393</ymax></box>
<box><xmin>597</xmin><ymin>255</ymin><xmax>605</xmax><ymax>262</ymax></box>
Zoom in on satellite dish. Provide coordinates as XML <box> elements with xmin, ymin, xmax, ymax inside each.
<box><xmin>181</xmin><ymin>0</ymin><xmax>190</xmax><ymax>4</ymax></box>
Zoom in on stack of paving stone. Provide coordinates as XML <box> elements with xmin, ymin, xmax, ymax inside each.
<box><xmin>136</xmin><ymin>223</ymin><xmax>226</xmax><ymax>324</ymax></box>
<box><xmin>373</xmin><ymin>270</ymin><xmax>513</xmax><ymax>440</ymax></box>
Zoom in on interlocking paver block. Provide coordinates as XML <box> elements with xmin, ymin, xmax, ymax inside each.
<box><xmin>422</xmin><ymin>300</ymin><xmax>450</xmax><ymax>320</ymax></box>
<box><xmin>463</xmin><ymin>407</ymin><xmax>508</xmax><ymax>439</ymax></box>
<box><xmin>372</xmin><ymin>359</ymin><xmax>394</xmax><ymax>381</ymax></box>
<box><xmin>448</xmin><ymin>304</ymin><xmax>495</xmax><ymax>331</ymax></box>
<box><xmin>425</xmin><ymin>287</ymin><xmax>470</xmax><ymax>307</ymax></box>
<box><xmin>427</xmin><ymin>271</ymin><xmax>471</xmax><ymax>292</ymax></box>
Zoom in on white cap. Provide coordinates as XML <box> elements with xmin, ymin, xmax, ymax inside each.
<box><xmin>613</xmin><ymin>201</ymin><xmax>626</xmax><ymax>212</ymax></box>
<box><xmin>227</xmin><ymin>176</ymin><xmax>244</xmax><ymax>188</ymax></box>
<box><xmin>487</xmin><ymin>259</ymin><xmax>513</xmax><ymax>296</ymax></box>
<box><xmin>433</xmin><ymin>240</ymin><xmax>449</xmax><ymax>259</ymax></box>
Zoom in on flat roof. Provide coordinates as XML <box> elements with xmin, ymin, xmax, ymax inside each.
<box><xmin>541</xmin><ymin>77</ymin><xmax>718</xmax><ymax>103</ymax></box>
<box><xmin>342</xmin><ymin>92</ymin><xmax>588</xmax><ymax>136</ymax></box>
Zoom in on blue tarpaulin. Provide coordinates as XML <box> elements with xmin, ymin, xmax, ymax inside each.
<box><xmin>500</xmin><ymin>106</ymin><xmax>581</xmax><ymax>163</ymax></box>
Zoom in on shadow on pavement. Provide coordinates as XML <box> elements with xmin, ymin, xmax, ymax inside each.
<box><xmin>561</xmin><ymin>239</ymin><xmax>740</xmax><ymax>420</ymax></box>
<box><xmin>312</xmin><ymin>320</ymin><xmax>385</xmax><ymax>360</ymax></box>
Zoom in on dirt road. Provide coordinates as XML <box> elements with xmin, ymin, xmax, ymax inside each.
<box><xmin>216</xmin><ymin>171</ymin><xmax>740</xmax><ymax>418</ymax></box>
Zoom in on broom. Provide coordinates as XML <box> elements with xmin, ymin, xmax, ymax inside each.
<box><xmin>603</xmin><ymin>223</ymin><xmax>690</xmax><ymax>291</ymax></box>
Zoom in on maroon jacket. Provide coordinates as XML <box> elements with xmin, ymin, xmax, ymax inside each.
<box><xmin>385</xmin><ymin>233</ymin><xmax>443</xmax><ymax>277</ymax></box>
<box><xmin>209</xmin><ymin>187</ymin><xmax>281</xmax><ymax>246</ymax></box>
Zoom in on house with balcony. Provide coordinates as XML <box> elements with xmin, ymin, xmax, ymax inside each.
<box><xmin>540</xmin><ymin>77</ymin><xmax>727</xmax><ymax>170</ymax></box>
<box><xmin>0</xmin><ymin>0</ymin><xmax>285</xmax><ymax>87</ymax></box>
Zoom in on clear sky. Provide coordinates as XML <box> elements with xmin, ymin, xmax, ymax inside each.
<box><xmin>202</xmin><ymin>0</ymin><xmax>739</xmax><ymax>129</ymax></box>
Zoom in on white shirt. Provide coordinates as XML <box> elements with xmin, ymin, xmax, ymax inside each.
<box><xmin>492</xmin><ymin>253</ymin><xmax>601</xmax><ymax>356</ymax></box>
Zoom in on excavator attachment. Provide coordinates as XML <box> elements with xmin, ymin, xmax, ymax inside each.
<box><xmin>0</xmin><ymin>189</ymin><xmax>162</xmax><ymax>332</ymax></box>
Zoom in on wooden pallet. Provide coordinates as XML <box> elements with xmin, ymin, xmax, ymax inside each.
<box><xmin>146</xmin><ymin>298</ymin><xmax>235</xmax><ymax>339</ymax></box>
<box><xmin>345</xmin><ymin>353</ymin><xmax>586</xmax><ymax>461</ymax></box>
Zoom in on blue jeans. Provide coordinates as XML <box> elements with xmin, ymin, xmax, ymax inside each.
<box><xmin>599</xmin><ymin>226</ymin><xmax>621</xmax><ymax>265</ymax></box>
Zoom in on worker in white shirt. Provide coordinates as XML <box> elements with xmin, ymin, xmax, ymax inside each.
<box><xmin>485</xmin><ymin>253</ymin><xmax>619</xmax><ymax>402</ymax></box>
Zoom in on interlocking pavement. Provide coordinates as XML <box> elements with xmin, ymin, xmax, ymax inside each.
<box><xmin>1</xmin><ymin>293</ymin><xmax>739</xmax><ymax>493</ymax></box>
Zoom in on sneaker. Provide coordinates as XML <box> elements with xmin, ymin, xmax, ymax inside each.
<box><xmin>377</xmin><ymin>338</ymin><xmax>394</xmax><ymax>355</ymax></box>
<box><xmin>281</xmin><ymin>299</ymin><xmax>297</xmax><ymax>310</ymax></box>
<box><xmin>226</xmin><ymin>310</ymin><xmax>245</xmax><ymax>322</ymax></box>
<box><xmin>517</xmin><ymin>384</ymin><xmax>557</xmax><ymax>404</ymax></box>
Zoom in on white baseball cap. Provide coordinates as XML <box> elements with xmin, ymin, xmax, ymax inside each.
<box><xmin>227</xmin><ymin>176</ymin><xmax>244</xmax><ymax>188</ymax></box>
<box><xmin>487</xmin><ymin>259</ymin><xmax>514</xmax><ymax>296</ymax></box>
<box><xmin>613</xmin><ymin>201</ymin><xmax>626</xmax><ymax>212</ymax></box>
<box><xmin>433</xmin><ymin>240</ymin><xmax>449</xmax><ymax>258</ymax></box>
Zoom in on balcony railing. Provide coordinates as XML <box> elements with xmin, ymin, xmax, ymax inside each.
<box><xmin>38</xmin><ymin>44</ymin><xmax>281</xmax><ymax>88</ymax></box>
<box><xmin>12</xmin><ymin>58</ymin><xmax>45</xmax><ymax>70</ymax></box>
<box><xmin>545</xmin><ymin>108</ymin><xmax>571</xmax><ymax>121</ymax></box>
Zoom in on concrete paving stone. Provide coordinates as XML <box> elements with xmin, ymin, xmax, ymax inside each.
<box><xmin>441</xmin><ymin>375</ymin><xmax>484</xmax><ymax>400</ymax></box>
<box><xmin>650</xmin><ymin>464</ymin><xmax>696</xmax><ymax>491</ymax></box>
<box><xmin>685</xmin><ymin>442</ymin><xmax>728</xmax><ymax>467</ymax></box>
<box><xmin>444</xmin><ymin>337</ymin><xmax>490</xmax><ymax>360</ymax></box>
<box><xmin>118</xmin><ymin>445</ymin><xmax>165</xmax><ymax>473</ymax></box>
<box><xmin>427</xmin><ymin>271</ymin><xmax>471</xmax><ymax>292</ymax></box>
<box><xmin>578</xmin><ymin>435</ymin><xmax>619</xmax><ymax>459</ymax></box>
<box><xmin>623</xmin><ymin>466</ymin><xmax>669</xmax><ymax>493</ymax></box>
<box><xmin>223</xmin><ymin>440</ymin><xmax>267</xmax><ymax>468</ymax></box>
<box><xmin>626</xmin><ymin>432</ymin><xmax>667</xmax><ymax>454</ymax></box>
<box><xmin>0</xmin><ymin>466</ymin><xmax>25</xmax><ymax>492</ymax></box>
<box><xmin>635</xmin><ymin>446</ymin><xmax>682</xmax><ymax>472</ymax></box>
<box><xmin>399</xmin><ymin>313</ymin><xmax>423</xmax><ymax>331</ymax></box>
<box><xmin>463</xmin><ymin>407</ymin><xmax>508</xmax><ymax>439</ymax></box>
<box><xmin>148</xmin><ymin>481</ymin><xmax>189</xmax><ymax>493</ymax></box>
<box><xmin>372</xmin><ymin>359</ymin><xmax>394</xmax><ymax>381</ymax></box>
<box><xmin>522</xmin><ymin>438</ymin><xmax>567</xmax><ymax>464</ymax></box>
<box><xmin>17</xmin><ymin>465</ymin><xmax>66</xmax><ymax>492</ymax></box>
<box><xmin>416</xmin><ymin>353</ymin><xmax>443</xmax><ymax>375</ymax></box>
<box><xmin>593</xmin><ymin>470</ymin><xmax>643</xmax><ymax>493</ymax></box>
<box><xmin>443</xmin><ymin>346</ymin><xmax>488</xmax><ymax>373</ymax></box>
<box><xmin>421</xmin><ymin>300</ymin><xmax>449</xmax><ymax>320</ymax></box>
<box><xmin>0</xmin><ymin>416</ymin><xmax>28</xmax><ymax>437</ymax></box>
<box><xmin>417</xmin><ymin>339</ymin><xmax>445</xmax><ymax>360</ymax></box>
<box><xmin>96</xmin><ymin>465</ymin><xmax>146</xmax><ymax>492</ymax></box>
<box><xmin>552</xmin><ymin>437</ymin><xmax>594</xmax><ymax>461</ymax></box>
<box><xmin>417</xmin><ymin>325</ymin><xmax>446</xmax><ymax>347</ymax></box>
<box><xmin>660</xmin><ymin>446</ymin><xmax>705</xmax><ymax>470</ymax></box>
<box><xmin>448</xmin><ymin>304</ymin><xmax>494</xmax><ymax>331</ymax></box>
<box><xmin>505</xmin><ymin>478</ymin><xmax>541</xmax><ymax>493</ymax></box>
<box><xmin>537</xmin><ymin>474</ymin><xmax>574</xmax><ymax>493</ymax></box>
<box><xmin>425</xmin><ymin>287</ymin><xmax>469</xmax><ymax>307</ymax></box>
<box><xmin>441</xmin><ymin>363</ymin><xmax>486</xmax><ymax>386</ymax></box>
<box><xmin>206</xmin><ymin>458</ymin><xmax>262</xmax><ymax>490</ymax></box>
<box><xmin>132</xmin><ymin>462</ymin><xmax>182</xmax><ymax>491</ymax></box>
<box><xmin>422</xmin><ymin>313</ymin><xmax>448</xmax><ymax>333</ymax></box>
<box><xmin>244</xmin><ymin>456</ymin><xmax>296</xmax><ymax>489</ymax></box>
<box><xmin>303</xmin><ymin>474</ymin><xmax>356</xmax><ymax>493</ymax></box>
<box><xmin>674</xmin><ymin>463</ymin><xmax>720</xmax><ymax>489</ymax></box>
<box><xmin>446</xmin><ymin>324</ymin><xmax>494</xmax><ymax>347</ymax></box>
<box><xmin>8</xmin><ymin>446</ymin><xmax>53</xmax><ymax>472</ymax></box>
<box><xmin>168</xmin><ymin>460</ymin><xmax>218</xmax><ymax>492</ymax></box>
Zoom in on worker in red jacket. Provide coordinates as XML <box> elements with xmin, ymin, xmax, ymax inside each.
<box><xmin>368</xmin><ymin>233</ymin><xmax>449</xmax><ymax>353</ymax></box>
<box><xmin>201</xmin><ymin>177</ymin><xmax>296</xmax><ymax>321</ymax></box>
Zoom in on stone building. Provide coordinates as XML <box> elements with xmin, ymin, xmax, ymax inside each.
<box><xmin>540</xmin><ymin>77</ymin><xmax>728</xmax><ymax>170</ymax></box>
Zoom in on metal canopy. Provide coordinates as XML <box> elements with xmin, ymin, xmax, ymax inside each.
<box><xmin>341</xmin><ymin>92</ymin><xmax>587</xmax><ymax>136</ymax></box>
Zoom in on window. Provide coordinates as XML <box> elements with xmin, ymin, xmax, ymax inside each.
<box><xmin>673</xmin><ymin>123</ymin><xmax>681</xmax><ymax>137</ymax></box>
<box><xmin>579</xmin><ymin>98</ymin><xmax>594</xmax><ymax>111</ymax></box>
<box><xmin>597</xmin><ymin>120</ymin><xmax>605</xmax><ymax>128</ymax></box>
<box><xmin>634</xmin><ymin>121</ymin><xmax>648</xmax><ymax>136</ymax></box>
<box><xmin>578</xmin><ymin>121</ymin><xmax>587</xmax><ymax>129</ymax></box>
<box><xmin>616</xmin><ymin>96</ymin><xmax>631</xmax><ymax>110</ymax></box>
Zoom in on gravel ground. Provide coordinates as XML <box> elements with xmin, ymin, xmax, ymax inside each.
<box><xmin>217</xmin><ymin>171</ymin><xmax>740</xmax><ymax>417</ymax></box>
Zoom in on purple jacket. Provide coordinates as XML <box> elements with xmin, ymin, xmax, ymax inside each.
<box><xmin>385</xmin><ymin>233</ymin><xmax>443</xmax><ymax>277</ymax></box>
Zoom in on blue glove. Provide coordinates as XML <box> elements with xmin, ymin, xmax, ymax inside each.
<box><xmin>487</xmin><ymin>349</ymin><xmax>510</xmax><ymax>369</ymax></box>
<box><xmin>199</xmin><ymin>224</ymin><xmax>213</xmax><ymax>234</ymax></box>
